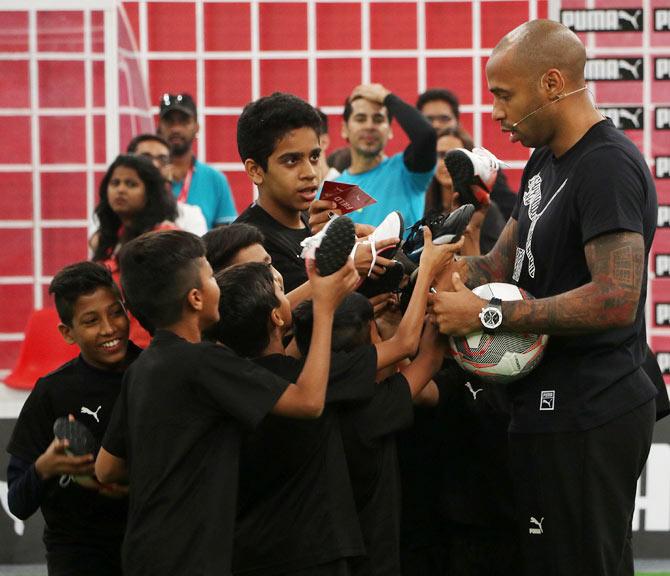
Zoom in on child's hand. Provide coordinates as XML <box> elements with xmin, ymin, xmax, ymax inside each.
<box><xmin>419</xmin><ymin>227</ymin><xmax>464</xmax><ymax>279</ymax></box>
<box><xmin>308</xmin><ymin>258</ymin><xmax>359</xmax><ymax>312</ymax></box>
<box><xmin>35</xmin><ymin>438</ymin><xmax>95</xmax><ymax>481</ymax></box>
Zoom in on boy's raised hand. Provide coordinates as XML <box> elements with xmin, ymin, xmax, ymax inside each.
<box><xmin>35</xmin><ymin>437</ymin><xmax>95</xmax><ymax>481</ymax></box>
<box><xmin>307</xmin><ymin>258</ymin><xmax>359</xmax><ymax>312</ymax></box>
<box><xmin>419</xmin><ymin>227</ymin><xmax>464</xmax><ymax>279</ymax></box>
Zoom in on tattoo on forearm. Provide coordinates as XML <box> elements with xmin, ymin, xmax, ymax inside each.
<box><xmin>462</xmin><ymin>219</ymin><xmax>518</xmax><ymax>288</ymax></box>
<box><xmin>502</xmin><ymin>231</ymin><xmax>645</xmax><ymax>334</ymax></box>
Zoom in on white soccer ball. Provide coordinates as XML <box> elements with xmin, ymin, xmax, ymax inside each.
<box><xmin>449</xmin><ymin>282</ymin><xmax>549</xmax><ymax>383</ymax></box>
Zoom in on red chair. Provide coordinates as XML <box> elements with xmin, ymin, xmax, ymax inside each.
<box><xmin>5</xmin><ymin>308</ymin><xmax>79</xmax><ymax>390</ymax></box>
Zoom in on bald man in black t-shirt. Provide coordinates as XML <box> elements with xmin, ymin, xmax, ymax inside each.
<box><xmin>430</xmin><ymin>20</ymin><xmax>657</xmax><ymax>576</ymax></box>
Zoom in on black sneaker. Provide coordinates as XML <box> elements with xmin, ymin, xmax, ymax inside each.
<box><xmin>358</xmin><ymin>260</ymin><xmax>405</xmax><ymax>298</ymax></box>
<box><xmin>403</xmin><ymin>204</ymin><xmax>475</xmax><ymax>262</ymax></box>
<box><xmin>300</xmin><ymin>215</ymin><xmax>356</xmax><ymax>276</ymax></box>
<box><xmin>53</xmin><ymin>417</ymin><xmax>97</xmax><ymax>456</ymax></box>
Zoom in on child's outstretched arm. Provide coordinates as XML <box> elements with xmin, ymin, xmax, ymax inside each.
<box><xmin>399</xmin><ymin>322</ymin><xmax>447</xmax><ymax>407</ymax></box>
<box><xmin>271</xmin><ymin>260</ymin><xmax>359</xmax><ymax>418</ymax></box>
<box><xmin>376</xmin><ymin>228</ymin><xmax>463</xmax><ymax>369</ymax></box>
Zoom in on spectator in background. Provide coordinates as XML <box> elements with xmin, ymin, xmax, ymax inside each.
<box><xmin>424</xmin><ymin>126</ymin><xmax>506</xmax><ymax>255</ymax></box>
<box><xmin>91</xmin><ymin>154</ymin><xmax>178</xmax><ymax>346</ymax></box>
<box><xmin>417</xmin><ymin>88</ymin><xmax>517</xmax><ymax>220</ymax></box>
<box><xmin>416</xmin><ymin>88</ymin><xmax>460</xmax><ymax>132</ymax></box>
<box><xmin>315</xmin><ymin>109</ymin><xmax>341</xmax><ymax>183</ymax></box>
<box><xmin>331</xmin><ymin>83</ymin><xmax>436</xmax><ymax>228</ymax></box>
<box><xmin>156</xmin><ymin>93</ymin><xmax>237</xmax><ymax>229</ymax></box>
<box><xmin>126</xmin><ymin>133</ymin><xmax>207</xmax><ymax>236</ymax></box>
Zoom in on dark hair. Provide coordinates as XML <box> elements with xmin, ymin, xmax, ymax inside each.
<box><xmin>343</xmin><ymin>95</ymin><xmax>394</xmax><ymax>123</ymax></box>
<box><xmin>126</xmin><ymin>133</ymin><xmax>170</xmax><ymax>154</ymax></box>
<box><xmin>416</xmin><ymin>88</ymin><xmax>461</xmax><ymax>120</ymax></box>
<box><xmin>237</xmin><ymin>93</ymin><xmax>322</xmax><ymax>171</ymax></box>
<box><xmin>293</xmin><ymin>293</ymin><xmax>373</xmax><ymax>356</ymax></box>
<box><xmin>211</xmin><ymin>262</ymin><xmax>279</xmax><ymax>357</ymax></box>
<box><xmin>316</xmin><ymin>108</ymin><xmax>328</xmax><ymax>135</ymax></box>
<box><xmin>93</xmin><ymin>154</ymin><xmax>178</xmax><ymax>262</ymax></box>
<box><xmin>203</xmin><ymin>223</ymin><xmax>265</xmax><ymax>273</ymax></box>
<box><xmin>424</xmin><ymin>126</ymin><xmax>474</xmax><ymax>217</ymax></box>
<box><xmin>118</xmin><ymin>230</ymin><xmax>204</xmax><ymax>330</ymax></box>
<box><xmin>49</xmin><ymin>261</ymin><xmax>121</xmax><ymax>326</ymax></box>
<box><xmin>327</xmin><ymin>147</ymin><xmax>352</xmax><ymax>171</ymax></box>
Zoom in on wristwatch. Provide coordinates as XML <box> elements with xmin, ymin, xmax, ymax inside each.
<box><xmin>479</xmin><ymin>297</ymin><xmax>503</xmax><ymax>333</ymax></box>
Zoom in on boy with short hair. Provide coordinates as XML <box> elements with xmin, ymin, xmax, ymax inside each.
<box><xmin>235</xmin><ymin>93</ymin><xmax>394</xmax><ymax>293</ymax></box>
<box><xmin>95</xmin><ymin>230</ymin><xmax>357</xmax><ymax>576</ymax></box>
<box><xmin>6</xmin><ymin>261</ymin><xmax>139</xmax><ymax>576</ymax></box>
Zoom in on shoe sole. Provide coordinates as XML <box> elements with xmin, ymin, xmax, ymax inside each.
<box><xmin>53</xmin><ymin>417</ymin><xmax>96</xmax><ymax>456</ymax></box>
<box><xmin>314</xmin><ymin>216</ymin><xmax>356</xmax><ymax>276</ymax></box>
<box><xmin>444</xmin><ymin>150</ymin><xmax>483</xmax><ymax>207</ymax></box>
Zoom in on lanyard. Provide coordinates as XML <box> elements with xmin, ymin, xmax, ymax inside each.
<box><xmin>177</xmin><ymin>166</ymin><xmax>194</xmax><ymax>203</ymax></box>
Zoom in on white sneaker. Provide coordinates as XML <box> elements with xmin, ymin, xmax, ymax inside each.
<box><xmin>350</xmin><ymin>211</ymin><xmax>404</xmax><ymax>277</ymax></box>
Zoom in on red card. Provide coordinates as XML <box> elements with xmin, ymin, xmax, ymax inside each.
<box><xmin>319</xmin><ymin>181</ymin><xmax>377</xmax><ymax>214</ymax></box>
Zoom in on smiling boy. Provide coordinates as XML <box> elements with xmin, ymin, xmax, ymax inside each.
<box><xmin>6</xmin><ymin>261</ymin><xmax>140</xmax><ymax>576</ymax></box>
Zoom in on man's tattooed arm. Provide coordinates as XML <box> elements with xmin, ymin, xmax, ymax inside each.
<box><xmin>455</xmin><ymin>218</ymin><xmax>519</xmax><ymax>288</ymax></box>
<box><xmin>501</xmin><ymin>231</ymin><xmax>644</xmax><ymax>334</ymax></box>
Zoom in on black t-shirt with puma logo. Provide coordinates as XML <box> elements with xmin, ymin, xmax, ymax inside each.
<box><xmin>509</xmin><ymin>119</ymin><xmax>657</xmax><ymax>433</ymax></box>
<box><xmin>7</xmin><ymin>343</ymin><xmax>142</xmax><ymax>558</ymax></box>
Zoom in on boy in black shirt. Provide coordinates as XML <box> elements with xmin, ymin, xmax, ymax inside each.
<box><xmin>291</xmin><ymin>236</ymin><xmax>455</xmax><ymax>576</ymax></box>
<box><xmin>6</xmin><ymin>261</ymin><xmax>139</xmax><ymax>576</ymax></box>
<box><xmin>235</xmin><ymin>92</ymin><xmax>394</xmax><ymax>292</ymax></box>
<box><xmin>215</xmin><ymin>262</ymin><xmax>371</xmax><ymax>576</ymax></box>
<box><xmin>96</xmin><ymin>230</ymin><xmax>358</xmax><ymax>576</ymax></box>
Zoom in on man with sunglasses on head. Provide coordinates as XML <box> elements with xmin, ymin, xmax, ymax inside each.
<box><xmin>156</xmin><ymin>93</ymin><xmax>237</xmax><ymax>230</ymax></box>
<box><xmin>126</xmin><ymin>133</ymin><xmax>208</xmax><ymax>236</ymax></box>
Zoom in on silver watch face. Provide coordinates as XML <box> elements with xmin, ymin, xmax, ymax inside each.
<box><xmin>479</xmin><ymin>306</ymin><xmax>503</xmax><ymax>330</ymax></box>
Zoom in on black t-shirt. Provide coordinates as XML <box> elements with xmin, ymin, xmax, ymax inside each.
<box><xmin>235</xmin><ymin>203</ymin><xmax>310</xmax><ymax>292</ymax></box>
<box><xmin>102</xmin><ymin>330</ymin><xmax>289</xmax><ymax>576</ymax></box>
<box><xmin>491</xmin><ymin>169</ymin><xmax>517</xmax><ymax>221</ymax></box>
<box><xmin>234</xmin><ymin>348</ymin><xmax>377</xmax><ymax>576</ymax></box>
<box><xmin>339</xmin><ymin>372</ymin><xmax>415</xmax><ymax>576</ymax></box>
<box><xmin>6</xmin><ymin>343</ymin><xmax>142</xmax><ymax>550</ymax></box>
<box><xmin>510</xmin><ymin>119</ymin><xmax>657</xmax><ymax>433</ymax></box>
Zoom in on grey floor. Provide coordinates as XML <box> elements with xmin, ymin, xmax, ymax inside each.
<box><xmin>1</xmin><ymin>561</ymin><xmax>670</xmax><ymax>575</ymax></box>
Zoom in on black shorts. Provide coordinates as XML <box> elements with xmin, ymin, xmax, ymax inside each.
<box><xmin>509</xmin><ymin>399</ymin><xmax>655</xmax><ymax>576</ymax></box>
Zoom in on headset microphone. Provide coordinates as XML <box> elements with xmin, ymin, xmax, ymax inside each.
<box><xmin>511</xmin><ymin>86</ymin><xmax>588</xmax><ymax>130</ymax></box>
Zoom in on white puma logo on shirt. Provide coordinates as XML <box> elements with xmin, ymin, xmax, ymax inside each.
<box><xmin>529</xmin><ymin>516</ymin><xmax>544</xmax><ymax>534</ymax></box>
<box><xmin>81</xmin><ymin>405</ymin><xmax>101</xmax><ymax>423</ymax></box>
<box><xmin>465</xmin><ymin>382</ymin><xmax>483</xmax><ymax>399</ymax></box>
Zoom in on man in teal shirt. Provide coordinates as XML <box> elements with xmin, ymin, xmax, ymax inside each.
<box><xmin>333</xmin><ymin>84</ymin><xmax>436</xmax><ymax>228</ymax></box>
<box><xmin>157</xmin><ymin>93</ymin><xmax>237</xmax><ymax>229</ymax></box>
